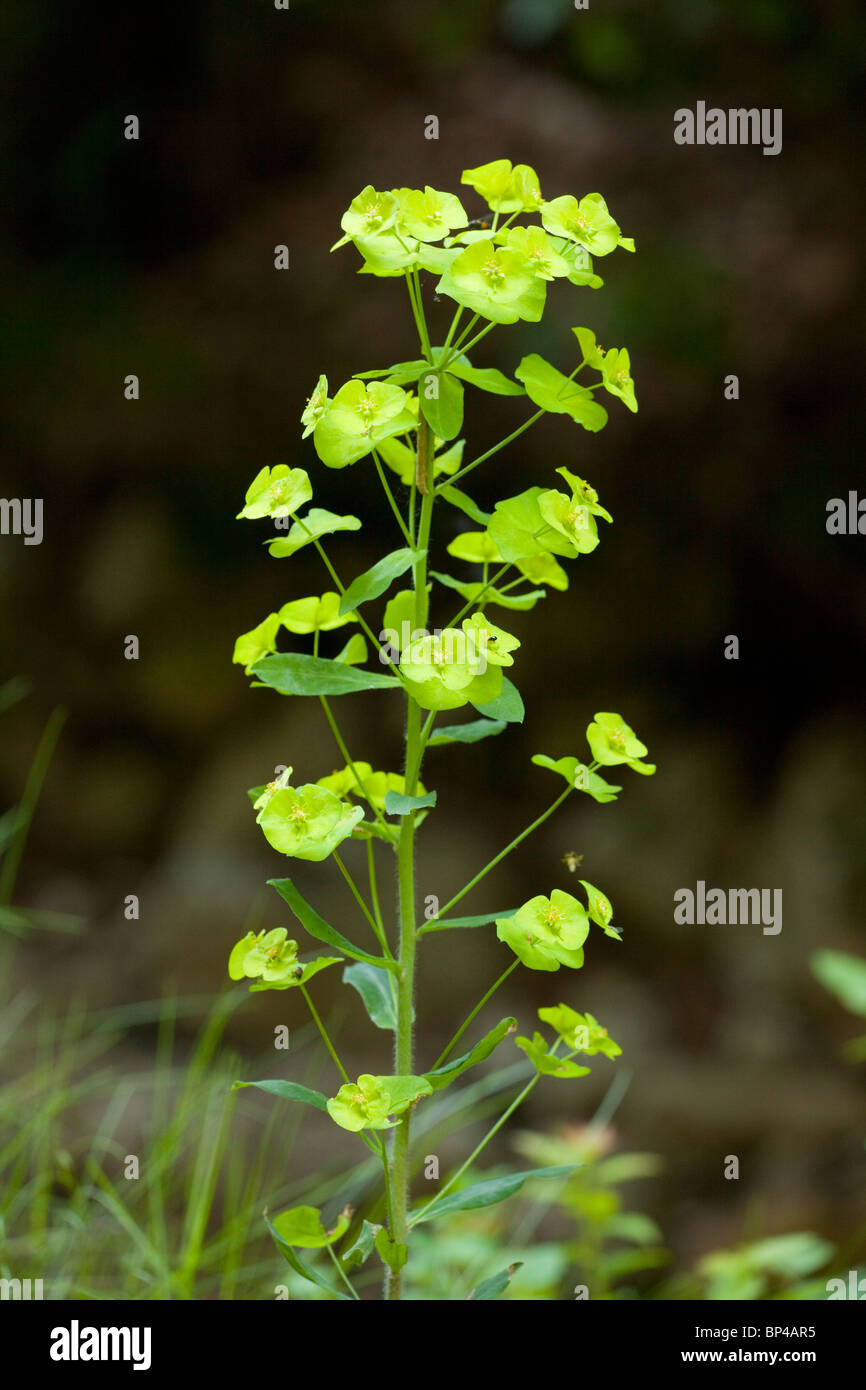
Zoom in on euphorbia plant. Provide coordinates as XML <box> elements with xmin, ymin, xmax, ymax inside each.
<box><xmin>229</xmin><ymin>159</ymin><xmax>654</xmax><ymax>1301</ymax></box>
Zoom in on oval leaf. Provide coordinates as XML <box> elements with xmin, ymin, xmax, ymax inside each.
<box><xmin>343</xmin><ymin>961</ymin><xmax>398</xmax><ymax>1031</ymax></box>
<box><xmin>423</xmin><ymin>1017</ymin><xmax>515</xmax><ymax>1090</ymax></box>
<box><xmin>417</xmin><ymin>908</ymin><xmax>516</xmax><ymax>937</ymax></box>
<box><xmin>253</xmin><ymin>653</ymin><xmax>401</xmax><ymax>697</ymax></box>
<box><xmin>419</xmin><ymin>370</ymin><xmax>464</xmax><ymax>441</ymax></box>
<box><xmin>472</xmin><ymin>675</ymin><xmax>524</xmax><ymax>723</ymax></box>
<box><xmin>271</xmin><ymin>1205</ymin><xmax>350</xmax><ymax>1249</ymax></box>
<box><xmin>265</xmin><ymin>1211</ymin><xmax>351</xmax><ymax>1300</ymax></box>
<box><xmin>447</xmin><ymin>359</ymin><xmax>525</xmax><ymax>396</ymax></box>
<box><xmin>375</xmin><ymin>1227</ymin><xmax>408</xmax><ymax>1273</ymax></box>
<box><xmin>468</xmin><ymin>1262</ymin><xmax>524</xmax><ymax>1300</ymax></box>
<box><xmin>266</xmin><ymin>509</ymin><xmax>361</xmax><ymax>559</ymax></box>
<box><xmin>410</xmin><ymin>1165</ymin><xmax>578</xmax><ymax>1227</ymax></box>
<box><xmin>341</xmin><ymin>1219</ymin><xmax>382</xmax><ymax>1270</ymax></box>
<box><xmin>384</xmin><ymin>789</ymin><xmax>437</xmax><ymax>816</ymax></box>
<box><xmin>232</xmin><ymin>1079</ymin><xmax>328</xmax><ymax>1111</ymax></box>
<box><xmin>437</xmin><ymin>485</ymin><xmax>492</xmax><ymax>526</ymax></box>
<box><xmin>269</xmin><ymin>877</ymin><xmax>397</xmax><ymax>972</ymax></box>
<box><xmin>338</xmin><ymin>548</ymin><xmax>422</xmax><ymax>616</ymax></box>
<box><xmin>428</xmin><ymin>718</ymin><xmax>507</xmax><ymax>747</ymax></box>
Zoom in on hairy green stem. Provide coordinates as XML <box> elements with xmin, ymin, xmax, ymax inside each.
<box><xmin>385</xmin><ymin>429</ymin><xmax>435</xmax><ymax>1300</ymax></box>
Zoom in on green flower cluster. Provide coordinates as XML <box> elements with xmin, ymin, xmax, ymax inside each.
<box><xmin>496</xmin><ymin>878</ymin><xmax>620</xmax><ymax>972</ymax></box>
<box><xmin>514</xmin><ymin>1004</ymin><xmax>621</xmax><ymax>1080</ymax></box>
<box><xmin>236</xmin><ymin>464</ymin><xmax>312</xmax><ymax>520</ymax></box>
<box><xmin>532</xmin><ymin>711</ymin><xmax>655</xmax><ymax>803</ymax></box>
<box><xmin>317</xmin><ymin>762</ymin><xmax>428</xmax><ymax>814</ymax></box>
<box><xmin>586</xmin><ymin>712</ymin><xmax>655</xmax><ymax>776</ymax></box>
<box><xmin>253</xmin><ymin>769</ymin><xmax>364</xmax><ymax>861</ymax></box>
<box><xmin>233</xmin><ymin>591</ymin><xmax>358</xmax><ymax>675</ymax></box>
<box><xmin>443</xmin><ymin>468</ymin><xmax>612</xmax><ymax>607</ymax></box>
<box><xmin>399</xmin><ymin>615</ymin><xmax>519</xmax><ymax>712</ymax></box>
<box><xmin>328</xmin><ymin>165</ymin><xmax>633</xmax><ymax>325</ymax></box>
<box><xmin>537</xmin><ymin>1004</ymin><xmax>622</xmax><ymax>1059</ymax></box>
<box><xmin>327</xmin><ymin>1074</ymin><xmax>433</xmax><ymax>1132</ymax></box>
<box><xmin>227</xmin><ymin>927</ymin><xmax>341</xmax><ymax>992</ymax></box>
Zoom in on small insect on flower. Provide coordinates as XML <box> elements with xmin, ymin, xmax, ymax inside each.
<box><xmin>561</xmin><ymin>850</ymin><xmax>583</xmax><ymax>873</ymax></box>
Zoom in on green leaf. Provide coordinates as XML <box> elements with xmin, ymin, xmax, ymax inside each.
<box><xmin>446</xmin><ymin>358</ymin><xmax>524</xmax><ymax>396</ymax></box>
<box><xmin>279</xmin><ymin>592</ymin><xmax>357</xmax><ymax>635</ymax></box>
<box><xmin>0</xmin><ymin>676</ymin><xmax>31</xmax><ymax>716</ymax></box>
<box><xmin>438</xmin><ymin>485</ymin><xmax>492</xmax><ymax>526</ymax></box>
<box><xmin>531</xmin><ymin>753</ymin><xmax>621</xmax><ymax>803</ymax></box>
<box><xmin>269</xmin><ymin>877</ymin><xmax>397</xmax><ymax>971</ymax></box>
<box><xmin>265</xmin><ymin>1211</ymin><xmax>351</xmax><ymax>1300</ymax></box>
<box><xmin>410</xmin><ymin>1165</ymin><xmax>578</xmax><ymax>1226</ymax></box>
<box><xmin>418</xmin><ymin>908</ymin><xmax>516</xmax><ymax>936</ymax></box>
<box><xmin>375</xmin><ymin>1227</ymin><xmax>408</xmax><ymax>1274</ymax></box>
<box><xmin>515</xmin><ymin>354</ymin><xmax>608</xmax><ymax>432</ymax></box>
<box><xmin>472</xmin><ymin>675</ymin><xmax>524</xmax><ymax>723</ymax></box>
<box><xmin>812</xmin><ymin>951</ymin><xmax>866</xmax><ymax>1018</ymax></box>
<box><xmin>428</xmin><ymin>717</ymin><xmax>507</xmax><ymax>747</ymax></box>
<box><xmin>424</xmin><ymin>1017</ymin><xmax>515</xmax><ymax>1090</ymax></box>
<box><xmin>266</xmin><ymin>508</ymin><xmax>362</xmax><ymax>559</ymax></box>
<box><xmin>487</xmin><ymin>487</ymin><xmax>578</xmax><ymax>562</ymax></box>
<box><xmin>461</xmin><ymin>159</ymin><xmax>543</xmax><ymax>214</ymax></box>
<box><xmin>271</xmin><ymin>1205</ymin><xmax>350</xmax><ymax>1249</ymax></box>
<box><xmin>436</xmin><ymin>243</ymin><xmax>546</xmax><ymax>325</ymax></box>
<box><xmin>248</xmin><ymin>954</ymin><xmax>344</xmax><ymax>992</ymax></box>
<box><xmin>540</xmin><ymin>192</ymin><xmax>624</xmax><ymax>257</ymax></box>
<box><xmin>342</xmin><ymin>961</ymin><xmax>398</xmax><ymax>1031</ymax></box>
<box><xmin>430</xmin><ymin>571</ymin><xmax>546</xmax><ymax>612</ymax></box>
<box><xmin>419</xmin><ymin>370</ymin><xmax>464</xmax><ymax>441</ymax></box>
<box><xmin>334</xmin><ymin>633</ymin><xmax>368</xmax><ymax>666</ymax></box>
<box><xmin>338</xmin><ymin>547</ymin><xmax>421</xmax><ymax>616</ymax></box>
<box><xmin>233</xmin><ymin>612</ymin><xmax>282</xmax><ymax>675</ymax></box>
<box><xmin>252</xmin><ymin>653</ymin><xmax>401</xmax><ymax>697</ymax></box>
<box><xmin>327</xmin><ymin>1073</ymin><xmax>433</xmax><ymax>1131</ymax></box>
<box><xmin>313</xmin><ymin>380</ymin><xmax>416</xmax><ymax>468</ymax></box>
<box><xmin>341</xmin><ymin>1219</ymin><xmax>382</xmax><ymax>1270</ymax></box>
<box><xmin>515</xmin><ymin>1031</ymin><xmax>592</xmax><ymax>1079</ymax></box>
<box><xmin>468</xmin><ymin>1262</ymin><xmax>523</xmax><ymax>1300</ymax></box>
<box><xmin>355</xmin><ymin>359</ymin><xmax>427</xmax><ymax>385</ymax></box>
<box><xmin>231</xmin><ymin>1079</ymin><xmax>329</xmax><ymax>1112</ymax></box>
<box><xmin>238</xmin><ymin>464</ymin><xmax>313</xmax><ymax>520</ymax></box>
<box><xmin>384</xmin><ymin>789</ymin><xmax>438</xmax><ymax>815</ymax></box>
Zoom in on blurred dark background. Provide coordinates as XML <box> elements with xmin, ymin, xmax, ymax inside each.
<box><xmin>2</xmin><ymin>0</ymin><xmax>865</xmax><ymax>1275</ymax></box>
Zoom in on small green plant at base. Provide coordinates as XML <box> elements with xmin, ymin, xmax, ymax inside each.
<box><xmin>228</xmin><ymin>160</ymin><xmax>655</xmax><ymax>1300</ymax></box>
